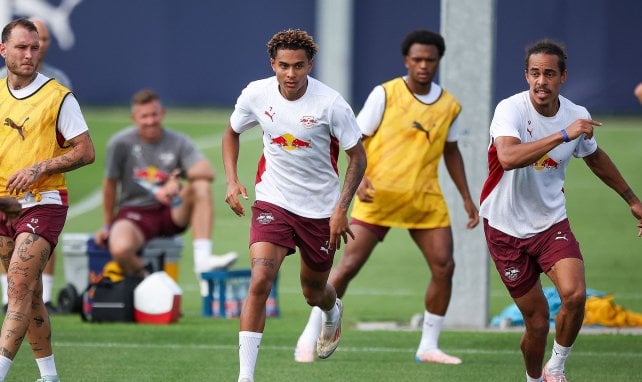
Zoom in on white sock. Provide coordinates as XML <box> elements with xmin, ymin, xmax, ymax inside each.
<box><xmin>35</xmin><ymin>354</ymin><xmax>57</xmax><ymax>377</ymax></box>
<box><xmin>322</xmin><ymin>299</ymin><xmax>340</xmax><ymax>323</ymax></box>
<box><xmin>193</xmin><ymin>239</ymin><xmax>212</xmax><ymax>269</ymax></box>
<box><xmin>417</xmin><ymin>311</ymin><xmax>445</xmax><ymax>354</ymax></box>
<box><xmin>526</xmin><ymin>372</ymin><xmax>543</xmax><ymax>382</ymax></box>
<box><xmin>546</xmin><ymin>340</ymin><xmax>572</xmax><ymax>373</ymax></box>
<box><xmin>42</xmin><ymin>274</ymin><xmax>54</xmax><ymax>304</ymax></box>
<box><xmin>0</xmin><ymin>355</ymin><xmax>12</xmax><ymax>379</ymax></box>
<box><xmin>0</xmin><ymin>274</ymin><xmax>7</xmax><ymax>305</ymax></box>
<box><xmin>298</xmin><ymin>307</ymin><xmax>323</xmax><ymax>348</ymax></box>
<box><xmin>239</xmin><ymin>331</ymin><xmax>262</xmax><ymax>381</ymax></box>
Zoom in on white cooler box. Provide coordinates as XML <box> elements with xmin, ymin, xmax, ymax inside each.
<box><xmin>58</xmin><ymin>233</ymin><xmax>183</xmax><ymax>314</ymax></box>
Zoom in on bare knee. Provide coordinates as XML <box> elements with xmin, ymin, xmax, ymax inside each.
<box><xmin>430</xmin><ymin>257</ymin><xmax>455</xmax><ymax>281</ymax></box>
<box><xmin>524</xmin><ymin>312</ymin><xmax>550</xmax><ymax>340</ymax></box>
<box><xmin>248</xmin><ymin>272</ymin><xmax>275</xmax><ymax>301</ymax></box>
<box><xmin>561</xmin><ymin>288</ymin><xmax>586</xmax><ymax>312</ymax></box>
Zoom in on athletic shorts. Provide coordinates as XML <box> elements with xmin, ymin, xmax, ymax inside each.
<box><xmin>250</xmin><ymin>200</ymin><xmax>335</xmax><ymax>272</ymax></box>
<box><xmin>484</xmin><ymin>218</ymin><xmax>583</xmax><ymax>298</ymax></box>
<box><xmin>0</xmin><ymin>204</ymin><xmax>68</xmax><ymax>249</ymax></box>
<box><xmin>350</xmin><ymin>217</ymin><xmax>390</xmax><ymax>241</ymax></box>
<box><xmin>115</xmin><ymin>204</ymin><xmax>186</xmax><ymax>241</ymax></box>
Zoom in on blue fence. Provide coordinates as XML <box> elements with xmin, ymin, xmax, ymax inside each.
<box><xmin>17</xmin><ymin>0</ymin><xmax>642</xmax><ymax>113</ymax></box>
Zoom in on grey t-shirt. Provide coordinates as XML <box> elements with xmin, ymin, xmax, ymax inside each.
<box><xmin>105</xmin><ymin>126</ymin><xmax>204</xmax><ymax>207</ymax></box>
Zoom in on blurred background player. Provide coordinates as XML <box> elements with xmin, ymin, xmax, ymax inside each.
<box><xmin>94</xmin><ymin>89</ymin><xmax>237</xmax><ymax>286</ymax></box>
<box><xmin>222</xmin><ymin>29</ymin><xmax>366</xmax><ymax>382</ymax></box>
<box><xmin>635</xmin><ymin>82</ymin><xmax>642</xmax><ymax>105</ymax></box>
<box><xmin>294</xmin><ymin>29</ymin><xmax>479</xmax><ymax>364</ymax></box>
<box><xmin>0</xmin><ymin>17</ymin><xmax>73</xmax><ymax>314</ymax></box>
<box><xmin>480</xmin><ymin>39</ymin><xmax>642</xmax><ymax>382</ymax></box>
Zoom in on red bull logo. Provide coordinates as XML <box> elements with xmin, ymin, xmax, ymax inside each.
<box><xmin>269</xmin><ymin>133</ymin><xmax>312</xmax><ymax>151</ymax></box>
<box><xmin>134</xmin><ymin>166</ymin><xmax>168</xmax><ymax>183</ymax></box>
<box><xmin>533</xmin><ymin>155</ymin><xmax>560</xmax><ymax>171</ymax></box>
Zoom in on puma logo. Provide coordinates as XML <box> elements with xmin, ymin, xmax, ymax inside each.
<box><xmin>4</xmin><ymin>117</ymin><xmax>29</xmax><ymax>140</ymax></box>
<box><xmin>26</xmin><ymin>223</ymin><xmax>39</xmax><ymax>234</ymax></box>
<box><xmin>412</xmin><ymin>121</ymin><xmax>434</xmax><ymax>142</ymax></box>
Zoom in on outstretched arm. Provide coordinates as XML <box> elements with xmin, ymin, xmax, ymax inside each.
<box><xmin>329</xmin><ymin>141</ymin><xmax>367</xmax><ymax>250</ymax></box>
<box><xmin>443</xmin><ymin>141</ymin><xmax>479</xmax><ymax>229</ymax></box>
<box><xmin>222</xmin><ymin>124</ymin><xmax>248</xmax><ymax>217</ymax></box>
<box><xmin>583</xmin><ymin>147</ymin><xmax>642</xmax><ymax>236</ymax></box>
<box><xmin>6</xmin><ymin>131</ymin><xmax>95</xmax><ymax>195</ymax></box>
<box><xmin>495</xmin><ymin>119</ymin><xmax>602</xmax><ymax>170</ymax></box>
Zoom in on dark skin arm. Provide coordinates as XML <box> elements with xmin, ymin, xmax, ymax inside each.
<box><xmin>494</xmin><ymin>119</ymin><xmax>601</xmax><ymax>170</ymax></box>
<box><xmin>442</xmin><ymin>141</ymin><xmax>479</xmax><ymax>229</ymax></box>
<box><xmin>329</xmin><ymin>141</ymin><xmax>367</xmax><ymax>250</ymax></box>
<box><xmin>582</xmin><ymin>147</ymin><xmax>642</xmax><ymax>236</ymax></box>
<box><xmin>222</xmin><ymin>124</ymin><xmax>248</xmax><ymax>217</ymax></box>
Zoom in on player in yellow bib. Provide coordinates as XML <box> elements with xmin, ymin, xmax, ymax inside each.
<box><xmin>295</xmin><ymin>29</ymin><xmax>479</xmax><ymax>365</ymax></box>
<box><xmin>0</xmin><ymin>18</ymin><xmax>95</xmax><ymax>382</ymax></box>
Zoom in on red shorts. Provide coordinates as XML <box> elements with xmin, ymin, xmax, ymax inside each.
<box><xmin>115</xmin><ymin>204</ymin><xmax>186</xmax><ymax>241</ymax></box>
<box><xmin>350</xmin><ymin>217</ymin><xmax>390</xmax><ymax>241</ymax></box>
<box><xmin>0</xmin><ymin>204</ymin><xmax>68</xmax><ymax>249</ymax></box>
<box><xmin>250</xmin><ymin>200</ymin><xmax>335</xmax><ymax>272</ymax></box>
<box><xmin>484</xmin><ymin>218</ymin><xmax>583</xmax><ymax>298</ymax></box>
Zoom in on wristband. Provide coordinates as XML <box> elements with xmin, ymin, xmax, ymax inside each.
<box><xmin>560</xmin><ymin>129</ymin><xmax>570</xmax><ymax>143</ymax></box>
<box><xmin>103</xmin><ymin>225</ymin><xmax>111</xmax><ymax>231</ymax></box>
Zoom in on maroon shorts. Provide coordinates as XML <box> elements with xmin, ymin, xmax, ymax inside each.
<box><xmin>250</xmin><ymin>200</ymin><xmax>335</xmax><ymax>272</ymax></box>
<box><xmin>484</xmin><ymin>218</ymin><xmax>582</xmax><ymax>298</ymax></box>
<box><xmin>115</xmin><ymin>204</ymin><xmax>186</xmax><ymax>241</ymax></box>
<box><xmin>350</xmin><ymin>218</ymin><xmax>390</xmax><ymax>241</ymax></box>
<box><xmin>0</xmin><ymin>204</ymin><xmax>68</xmax><ymax>249</ymax></box>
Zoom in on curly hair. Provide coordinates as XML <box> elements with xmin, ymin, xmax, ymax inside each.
<box><xmin>525</xmin><ymin>39</ymin><xmax>567</xmax><ymax>73</ymax></box>
<box><xmin>401</xmin><ymin>29</ymin><xmax>445</xmax><ymax>58</ymax></box>
<box><xmin>267</xmin><ymin>29</ymin><xmax>317</xmax><ymax>60</ymax></box>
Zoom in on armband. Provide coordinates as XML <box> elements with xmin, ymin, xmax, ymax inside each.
<box><xmin>560</xmin><ymin>129</ymin><xmax>570</xmax><ymax>143</ymax></box>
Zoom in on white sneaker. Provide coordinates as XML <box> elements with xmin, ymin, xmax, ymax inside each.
<box><xmin>195</xmin><ymin>251</ymin><xmax>238</xmax><ymax>273</ymax></box>
<box><xmin>317</xmin><ymin>299</ymin><xmax>343</xmax><ymax>359</ymax></box>
<box><xmin>294</xmin><ymin>339</ymin><xmax>316</xmax><ymax>363</ymax></box>
<box><xmin>415</xmin><ymin>349</ymin><xmax>462</xmax><ymax>365</ymax></box>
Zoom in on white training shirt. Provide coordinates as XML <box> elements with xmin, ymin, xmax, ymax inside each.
<box><xmin>357</xmin><ymin>78</ymin><xmax>459</xmax><ymax>141</ymax></box>
<box><xmin>479</xmin><ymin>91</ymin><xmax>597</xmax><ymax>238</ymax></box>
<box><xmin>230</xmin><ymin>76</ymin><xmax>362</xmax><ymax>219</ymax></box>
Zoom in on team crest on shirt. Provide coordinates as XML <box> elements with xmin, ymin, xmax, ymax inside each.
<box><xmin>256</xmin><ymin>212</ymin><xmax>275</xmax><ymax>225</ymax></box>
<box><xmin>504</xmin><ymin>267</ymin><xmax>520</xmax><ymax>281</ymax></box>
<box><xmin>300</xmin><ymin>115</ymin><xmax>317</xmax><ymax>129</ymax></box>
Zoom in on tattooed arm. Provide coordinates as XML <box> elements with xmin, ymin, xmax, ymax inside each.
<box><xmin>6</xmin><ymin>131</ymin><xmax>96</xmax><ymax>196</ymax></box>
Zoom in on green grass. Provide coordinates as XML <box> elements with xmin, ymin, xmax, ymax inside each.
<box><xmin>6</xmin><ymin>110</ymin><xmax>642</xmax><ymax>381</ymax></box>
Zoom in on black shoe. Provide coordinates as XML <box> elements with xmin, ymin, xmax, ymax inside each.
<box><xmin>44</xmin><ymin>302</ymin><xmax>59</xmax><ymax>314</ymax></box>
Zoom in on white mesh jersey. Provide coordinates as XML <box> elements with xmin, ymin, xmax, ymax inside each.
<box><xmin>230</xmin><ymin>76</ymin><xmax>362</xmax><ymax>219</ymax></box>
<box><xmin>479</xmin><ymin>91</ymin><xmax>597</xmax><ymax>238</ymax></box>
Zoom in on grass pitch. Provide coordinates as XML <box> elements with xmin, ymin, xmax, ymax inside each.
<box><xmin>4</xmin><ymin>109</ymin><xmax>641</xmax><ymax>381</ymax></box>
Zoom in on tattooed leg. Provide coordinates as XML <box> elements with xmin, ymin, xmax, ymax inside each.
<box><xmin>239</xmin><ymin>242</ymin><xmax>287</xmax><ymax>333</ymax></box>
<box><xmin>0</xmin><ymin>233</ymin><xmax>52</xmax><ymax>360</ymax></box>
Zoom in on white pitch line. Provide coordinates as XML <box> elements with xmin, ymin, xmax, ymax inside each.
<box><xmin>51</xmin><ymin>341</ymin><xmax>642</xmax><ymax>358</ymax></box>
